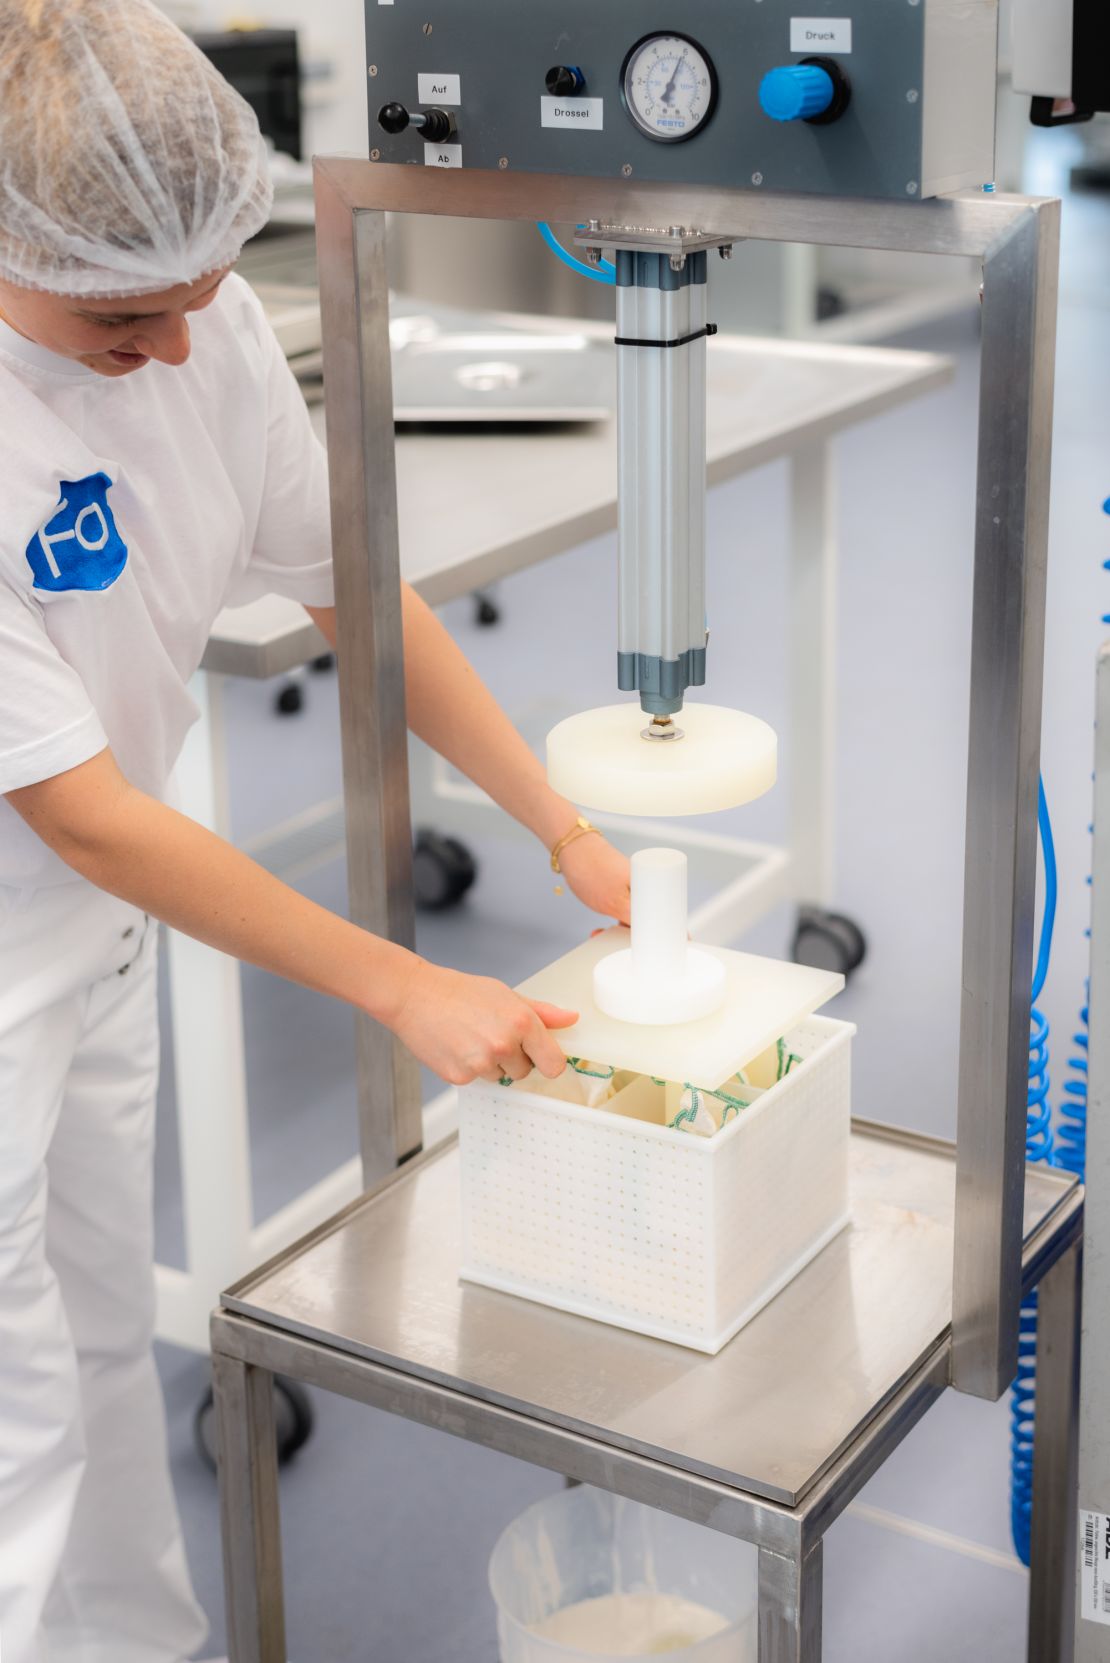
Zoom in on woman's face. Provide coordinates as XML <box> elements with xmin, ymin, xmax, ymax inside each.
<box><xmin>0</xmin><ymin>267</ymin><xmax>231</xmax><ymax>377</ymax></box>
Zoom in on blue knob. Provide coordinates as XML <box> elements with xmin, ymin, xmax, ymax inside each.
<box><xmin>759</xmin><ymin>64</ymin><xmax>835</xmax><ymax>122</ymax></box>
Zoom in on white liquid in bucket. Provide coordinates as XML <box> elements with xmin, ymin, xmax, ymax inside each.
<box><xmin>530</xmin><ymin>1591</ymin><xmax>730</xmax><ymax>1654</ymax></box>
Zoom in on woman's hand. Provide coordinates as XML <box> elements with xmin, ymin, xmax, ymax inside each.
<box><xmin>388</xmin><ymin>959</ymin><xmax>577</xmax><ymax>1086</ymax></box>
<box><xmin>557</xmin><ymin>832</ymin><xmax>632</xmax><ymax>927</ymax></box>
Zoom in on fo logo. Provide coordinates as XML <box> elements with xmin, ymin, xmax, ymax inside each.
<box><xmin>26</xmin><ymin>473</ymin><xmax>128</xmax><ymax>593</ymax></box>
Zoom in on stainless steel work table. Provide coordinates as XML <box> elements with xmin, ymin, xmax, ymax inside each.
<box><xmin>161</xmin><ymin>329</ymin><xmax>952</xmax><ymax>1355</ymax></box>
<box><xmin>212</xmin><ymin>1125</ymin><xmax>1082</xmax><ymax>1657</ymax></box>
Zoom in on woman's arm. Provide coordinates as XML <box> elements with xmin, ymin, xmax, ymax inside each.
<box><xmin>306</xmin><ymin>587</ymin><xmax>631</xmax><ymax>924</ymax></box>
<box><xmin>6</xmin><ymin>749</ymin><xmax>575</xmax><ymax>1085</ymax></box>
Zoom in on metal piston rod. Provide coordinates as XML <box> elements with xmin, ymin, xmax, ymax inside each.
<box><xmin>615</xmin><ymin>246</ymin><xmax>712</xmax><ymax>719</ymax></box>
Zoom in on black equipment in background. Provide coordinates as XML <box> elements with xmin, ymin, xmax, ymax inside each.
<box><xmin>192</xmin><ymin>28</ymin><xmax>302</xmax><ymax>160</ymax></box>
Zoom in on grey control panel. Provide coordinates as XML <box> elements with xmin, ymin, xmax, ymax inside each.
<box><xmin>365</xmin><ymin>0</ymin><xmax>997</xmax><ymax>201</ymax></box>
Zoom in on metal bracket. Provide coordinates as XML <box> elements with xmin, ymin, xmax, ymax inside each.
<box><xmin>574</xmin><ymin>220</ymin><xmax>737</xmax><ymax>271</ymax></box>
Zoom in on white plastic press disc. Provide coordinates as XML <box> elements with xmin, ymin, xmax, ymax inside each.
<box><xmin>546</xmin><ymin>703</ymin><xmax>777</xmax><ymax>818</ymax></box>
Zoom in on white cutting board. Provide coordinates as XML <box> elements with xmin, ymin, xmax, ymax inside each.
<box><xmin>517</xmin><ymin>926</ymin><xmax>844</xmax><ymax>1090</ymax></box>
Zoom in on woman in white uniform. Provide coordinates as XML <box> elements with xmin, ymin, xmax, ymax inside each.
<box><xmin>0</xmin><ymin>4</ymin><xmax>631</xmax><ymax>1660</ymax></box>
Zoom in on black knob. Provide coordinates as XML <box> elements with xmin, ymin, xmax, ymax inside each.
<box><xmin>546</xmin><ymin>64</ymin><xmax>585</xmax><ymax>97</ymax></box>
<box><xmin>377</xmin><ymin>102</ymin><xmax>457</xmax><ymax>142</ymax></box>
<box><xmin>378</xmin><ymin>101</ymin><xmax>410</xmax><ymax>135</ymax></box>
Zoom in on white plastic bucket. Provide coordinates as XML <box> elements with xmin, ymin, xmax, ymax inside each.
<box><xmin>489</xmin><ymin>1487</ymin><xmax>757</xmax><ymax>1662</ymax></box>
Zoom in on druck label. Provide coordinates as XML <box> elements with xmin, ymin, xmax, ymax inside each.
<box><xmin>790</xmin><ymin>17</ymin><xmax>853</xmax><ymax>53</ymax></box>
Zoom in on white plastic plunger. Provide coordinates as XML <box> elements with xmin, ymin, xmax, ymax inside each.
<box><xmin>593</xmin><ymin>848</ymin><xmax>726</xmax><ymax>1025</ymax></box>
<box><xmin>546</xmin><ymin>702</ymin><xmax>777</xmax><ymax>818</ymax></box>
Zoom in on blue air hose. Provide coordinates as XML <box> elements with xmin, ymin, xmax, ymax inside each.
<box><xmin>536</xmin><ymin>221</ymin><xmax>616</xmax><ymax>285</ymax></box>
<box><xmin>1055</xmin><ymin>989</ymin><xmax>1089</xmax><ymax>1177</ymax></box>
<box><xmin>1009</xmin><ymin>495</ymin><xmax>1108</xmax><ymax>1560</ymax></box>
<box><xmin>1051</xmin><ymin>502</ymin><xmax>1109</xmax><ymax>1182</ymax></box>
<box><xmin>1009</xmin><ymin>775</ymin><xmax>1057</xmax><ymax>1566</ymax></box>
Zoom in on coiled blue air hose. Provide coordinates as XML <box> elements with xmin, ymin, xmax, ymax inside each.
<box><xmin>1050</xmin><ymin>503</ymin><xmax>1109</xmax><ymax>1182</ymax></box>
<box><xmin>1009</xmin><ymin>775</ymin><xmax>1057</xmax><ymax>1566</ymax></box>
<box><xmin>1009</xmin><ymin>495</ymin><xmax>1108</xmax><ymax>1560</ymax></box>
<box><xmin>536</xmin><ymin>220</ymin><xmax>616</xmax><ymax>285</ymax></box>
<box><xmin>1054</xmin><ymin>991</ymin><xmax>1089</xmax><ymax>1177</ymax></box>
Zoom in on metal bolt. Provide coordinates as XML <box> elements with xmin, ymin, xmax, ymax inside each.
<box><xmin>585</xmin><ymin>246</ymin><xmax>602</xmax><ymax>266</ymax></box>
<box><xmin>587</xmin><ymin>218</ymin><xmax>601</xmax><ymax>232</ymax></box>
<box><xmin>668</xmin><ymin>225</ymin><xmax>683</xmax><ymax>237</ymax></box>
<box><xmin>422</xmin><ymin>21</ymin><xmax>433</xmax><ymax>34</ymax></box>
<box><xmin>718</xmin><ymin>244</ymin><xmax>734</xmax><ymax>260</ymax></box>
<box><xmin>906</xmin><ymin>88</ymin><xmax>918</xmax><ymax>102</ymax></box>
<box><xmin>621</xmin><ymin>163</ymin><xmax>633</xmax><ymax>177</ymax></box>
<box><xmin>751</xmin><ymin>171</ymin><xmax>763</xmax><ymax>186</ymax></box>
<box><xmin>370</xmin><ymin>147</ymin><xmax>381</xmax><ymax>161</ymax></box>
<box><xmin>498</xmin><ymin>156</ymin><xmax>509</xmax><ymax>169</ymax></box>
<box><xmin>669</xmin><ymin>253</ymin><xmax>687</xmax><ymax>272</ymax></box>
<box><xmin>368</xmin><ymin>64</ymin><xmax>378</xmax><ymax>77</ymax></box>
<box><xmin>906</xmin><ymin>180</ymin><xmax>919</xmax><ymax>195</ymax></box>
<box><xmin>642</xmin><ymin>717</ymin><xmax>685</xmax><ymax>743</ymax></box>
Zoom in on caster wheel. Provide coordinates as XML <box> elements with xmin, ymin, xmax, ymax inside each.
<box><xmin>193</xmin><ymin>1375</ymin><xmax>314</xmax><ymax>1473</ymax></box>
<box><xmin>474</xmin><ymin>594</ymin><xmax>501</xmax><ymax>627</ymax></box>
<box><xmin>816</xmin><ymin>285</ymin><xmax>847</xmax><ymax>322</ymax></box>
<box><xmin>412</xmin><ymin>829</ymin><xmax>478</xmax><ymax>911</ymax></box>
<box><xmin>274</xmin><ymin>681</ymin><xmax>304</xmax><ymax>716</ymax></box>
<box><xmin>310</xmin><ymin>652</ymin><xmax>335</xmax><ymax>674</ymax></box>
<box><xmin>791</xmin><ymin>907</ymin><xmax>867</xmax><ymax>977</ymax></box>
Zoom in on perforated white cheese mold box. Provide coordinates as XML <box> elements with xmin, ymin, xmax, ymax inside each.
<box><xmin>459</xmin><ymin>1013</ymin><xmax>854</xmax><ymax>1354</ymax></box>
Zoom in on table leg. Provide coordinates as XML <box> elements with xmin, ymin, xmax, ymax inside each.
<box><xmin>214</xmin><ymin>1352</ymin><xmax>287</xmax><ymax>1663</ymax></box>
<box><xmin>158</xmin><ymin>669</ymin><xmax>253</xmax><ymax>1350</ymax></box>
<box><xmin>759</xmin><ymin>1542</ymin><xmax>823</xmax><ymax>1663</ymax></box>
<box><xmin>1028</xmin><ymin>1241</ymin><xmax>1081</xmax><ymax>1662</ymax></box>
<box><xmin>788</xmin><ymin>442</ymin><xmax>837</xmax><ymax>909</ymax></box>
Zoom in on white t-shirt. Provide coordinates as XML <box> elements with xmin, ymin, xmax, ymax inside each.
<box><xmin>0</xmin><ymin>273</ymin><xmax>334</xmax><ymax>889</ymax></box>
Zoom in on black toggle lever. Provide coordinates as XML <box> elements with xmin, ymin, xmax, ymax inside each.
<box><xmin>378</xmin><ymin>102</ymin><xmax>457</xmax><ymax>143</ymax></box>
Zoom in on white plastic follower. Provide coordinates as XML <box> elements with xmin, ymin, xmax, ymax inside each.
<box><xmin>593</xmin><ymin>847</ymin><xmax>727</xmax><ymax>1025</ymax></box>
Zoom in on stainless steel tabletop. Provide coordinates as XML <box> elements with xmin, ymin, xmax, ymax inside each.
<box><xmin>223</xmin><ymin>1123</ymin><xmax>1077</xmax><ymax>1508</ymax></box>
<box><xmin>202</xmin><ymin>331</ymin><xmax>951</xmax><ymax>678</ymax></box>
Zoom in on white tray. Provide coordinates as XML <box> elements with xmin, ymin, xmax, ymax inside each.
<box><xmin>514</xmin><ymin>926</ymin><xmax>844</xmax><ymax>1091</ymax></box>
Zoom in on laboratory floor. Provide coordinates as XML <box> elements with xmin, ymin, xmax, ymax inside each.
<box><xmin>154</xmin><ymin>137</ymin><xmax>1109</xmax><ymax>1661</ymax></box>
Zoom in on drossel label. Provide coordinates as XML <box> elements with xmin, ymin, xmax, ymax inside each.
<box><xmin>541</xmin><ymin>95</ymin><xmax>604</xmax><ymax>131</ymax></box>
<box><xmin>790</xmin><ymin>17</ymin><xmax>852</xmax><ymax>53</ymax></box>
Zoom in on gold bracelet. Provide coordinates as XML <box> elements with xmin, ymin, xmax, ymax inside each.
<box><xmin>550</xmin><ymin>814</ymin><xmax>599</xmax><ymax>874</ymax></box>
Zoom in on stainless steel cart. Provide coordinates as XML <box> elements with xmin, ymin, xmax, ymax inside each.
<box><xmin>211</xmin><ymin>163</ymin><xmax>1076</xmax><ymax>1662</ymax></box>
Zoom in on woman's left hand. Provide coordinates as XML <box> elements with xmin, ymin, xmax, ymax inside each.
<box><xmin>556</xmin><ymin>832</ymin><xmax>631</xmax><ymax>927</ymax></box>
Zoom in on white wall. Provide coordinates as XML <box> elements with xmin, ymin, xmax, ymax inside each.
<box><xmin>159</xmin><ymin>0</ymin><xmax>369</xmax><ymax>157</ymax></box>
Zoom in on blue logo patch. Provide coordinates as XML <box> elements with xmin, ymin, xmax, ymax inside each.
<box><xmin>25</xmin><ymin>473</ymin><xmax>128</xmax><ymax>593</ymax></box>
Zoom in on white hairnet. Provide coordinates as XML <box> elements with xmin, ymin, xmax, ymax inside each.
<box><xmin>0</xmin><ymin>0</ymin><xmax>274</xmax><ymax>297</ymax></box>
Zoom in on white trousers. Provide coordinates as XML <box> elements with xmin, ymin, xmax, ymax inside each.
<box><xmin>0</xmin><ymin>880</ymin><xmax>208</xmax><ymax>1663</ymax></box>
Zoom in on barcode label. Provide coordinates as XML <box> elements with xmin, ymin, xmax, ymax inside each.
<box><xmin>1081</xmin><ymin>1511</ymin><xmax>1110</xmax><ymax>1626</ymax></box>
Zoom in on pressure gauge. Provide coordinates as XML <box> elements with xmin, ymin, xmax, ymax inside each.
<box><xmin>621</xmin><ymin>33</ymin><xmax>718</xmax><ymax>143</ymax></box>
